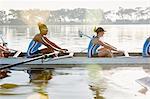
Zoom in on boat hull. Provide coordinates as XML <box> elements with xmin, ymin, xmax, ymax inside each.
<box><xmin>1</xmin><ymin>56</ymin><xmax>150</xmax><ymax>70</ymax></box>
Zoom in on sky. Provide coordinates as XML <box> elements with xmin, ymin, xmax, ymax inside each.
<box><xmin>0</xmin><ymin>0</ymin><xmax>150</xmax><ymax>11</ymax></box>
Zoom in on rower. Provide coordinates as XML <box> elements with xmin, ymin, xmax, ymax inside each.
<box><xmin>27</xmin><ymin>22</ymin><xmax>68</xmax><ymax>58</ymax></box>
<box><xmin>142</xmin><ymin>37</ymin><xmax>150</xmax><ymax>57</ymax></box>
<box><xmin>88</xmin><ymin>27</ymin><xmax>123</xmax><ymax>58</ymax></box>
<box><xmin>0</xmin><ymin>44</ymin><xmax>10</xmax><ymax>58</ymax></box>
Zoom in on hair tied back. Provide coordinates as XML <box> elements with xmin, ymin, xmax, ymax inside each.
<box><xmin>93</xmin><ymin>26</ymin><xmax>97</xmax><ymax>32</ymax></box>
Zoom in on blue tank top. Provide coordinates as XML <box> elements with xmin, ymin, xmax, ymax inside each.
<box><xmin>27</xmin><ymin>40</ymin><xmax>42</xmax><ymax>57</ymax></box>
<box><xmin>88</xmin><ymin>36</ymin><xmax>100</xmax><ymax>57</ymax></box>
<box><xmin>143</xmin><ymin>37</ymin><xmax>150</xmax><ymax>56</ymax></box>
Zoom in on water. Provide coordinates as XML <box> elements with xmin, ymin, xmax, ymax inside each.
<box><xmin>0</xmin><ymin>67</ymin><xmax>150</xmax><ymax>99</ymax></box>
<box><xmin>0</xmin><ymin>68</ymin><xmax>92</xmax><ymax>99</ymax></box>
<box><xmin>0</xmin><ymin>25</ymin><xmax>150</xmax><ymax>52</ymax></box>
<box><xmin>1</xmin><ymin>25</ymin><xmax>150</xmax><ymax>99</ymax></box>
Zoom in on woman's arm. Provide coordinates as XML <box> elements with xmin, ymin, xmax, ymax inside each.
<box><xmin>41</xmin><ymin>36</ymin><xmax>62</xmax><ymax>51</ymax></box>
<box><xmin>35</xmin><ymin>35</ymin><xmax>67</xmax><ymax>52</ymax></box>
<box><xmin>42</xmin><ymin>36</ymin><xmax>62</xmax><ymax>49</ymax></box>
<box><xmin>0</xmin><ymin>45</ymin><xmax>9</xmax><ymax>52</ymax></box>
<box><xmin>92</xmin><ymin>38</ymin><xmax>117</xmax><ymax>51</ymax></box>
<box><xmin>104</xmin><ymin>42</ymin><xmax>117</xmax><ymax>50</ymax></box>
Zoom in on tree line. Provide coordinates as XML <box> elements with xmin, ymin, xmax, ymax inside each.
<box><xmin>0</xmin><ymin>7</ymin><xmax>150</xmax><ymax>25</ymax></box>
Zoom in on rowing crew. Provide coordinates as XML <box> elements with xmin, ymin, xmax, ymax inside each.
<box><xmin>0</xmin><ymin>23</ymin><xmax>150</xmax><ymax>58</ymax></box>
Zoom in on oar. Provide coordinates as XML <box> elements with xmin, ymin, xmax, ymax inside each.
<box><xmin>79</xmin><ymin>48</ymin><xmax>88</xmax><ymax>53</ymax></box>
<box><xmin>78</xmin><ymin>30</ymin><xmax>130</xmax><ymax>57</ymax></box>
<box><xmin>78</xmin><ymin>30</ymin><xmax>92</xmax><ymax>39</ymax></box>
<box><xmin>0</xmin><ymin>52</ymin><xmax>58</xmax><ymax>70</ymax></box>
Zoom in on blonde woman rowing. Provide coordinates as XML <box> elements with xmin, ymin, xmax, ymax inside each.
<box><xmin>27</xmin><ymin>23</ymin><xmax>67</xmax><ymax>58</ymax></box>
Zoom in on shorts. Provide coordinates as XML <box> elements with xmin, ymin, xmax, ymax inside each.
<box><xmin>27</xmin><ymin>50</ymin><xmax>42</xmax><ymax>58</ymax></box>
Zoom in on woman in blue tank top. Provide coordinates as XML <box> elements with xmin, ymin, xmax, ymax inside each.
<box><xmin>27</xmin><ymin>23</ymin><xmax>68</xmax><ymax>57</ymax></box>
<box><xmin>143</xmin><ymin>37</ymin><xmax>150</xmax><ymax>57</ymax></box>
<box><xmin>88</xmin><ymin>27</ymin><xmax>122</xmax><ymax>58</ymax></box>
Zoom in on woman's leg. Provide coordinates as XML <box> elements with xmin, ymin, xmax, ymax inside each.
<box><xmin>98</xmin><ymin>48</ymin><xmax>113</xmax><ymax>57</ymax></box>
<box><xmin>40</xmin><ymin>48</ymin><xmax>54</xmax><ymax>54</ymax></box>
<box><xmin>39</xmin><ymin>48</ymin><xmax>56</xmax><ymax>57</ymax></box>
<box><xmin>0</xmin><ymin>51</ymin><xmax>4</xmax><ymax>57</ymax></box>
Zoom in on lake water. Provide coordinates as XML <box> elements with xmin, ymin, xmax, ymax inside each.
<box><xmin>1</xmin><ymin>67</ymin><xmax>150</xmax><ymax>99</ymax></box>
<box><xmin>1</xmin><ymin>25</ymin><xmax>150</xmax><ymax>99</ymax></box>
<box><xmin>0</xmin><ymin>25</ymin><xmax>150</xmax><ymax>52</ymax></box>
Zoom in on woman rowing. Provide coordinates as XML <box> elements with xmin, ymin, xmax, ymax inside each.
<box><xmin>0</xmin><ymin>44</ymin><xmax>10</xmax><ymax>57</ymax></box>
<box><xmin>27</xmin><ymin>23</ymin><xmax>67</xmax><ymax>58</ymax></box>
<box><xmin>88</xmin><ymin>27</ymin><xmax>123</xmax><ymax>57</ymax></box>
<box><xmin>143</xmin><ymin>37</ymin><xmax>150</xmax><ymax>57</ymax></box>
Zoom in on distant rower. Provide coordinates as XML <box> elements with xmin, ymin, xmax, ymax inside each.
<box><xmin>0</xmin><ymin>44</ymin><xmax>10</xmax><ymax>57</ymax></box>
<box><xmin>143</xmin><ymin>37</ymin><xmax>150</xmax><ymax>57</ymax></box>
<box><xmin>88</xmin><ymin>27</ymin><xmax>123</xmax><ymax>57</ymax></box>
<box><xmin>27</xmin><ymin>23</ymin><xmax>67</xmax><ymax>58</ymax></box>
